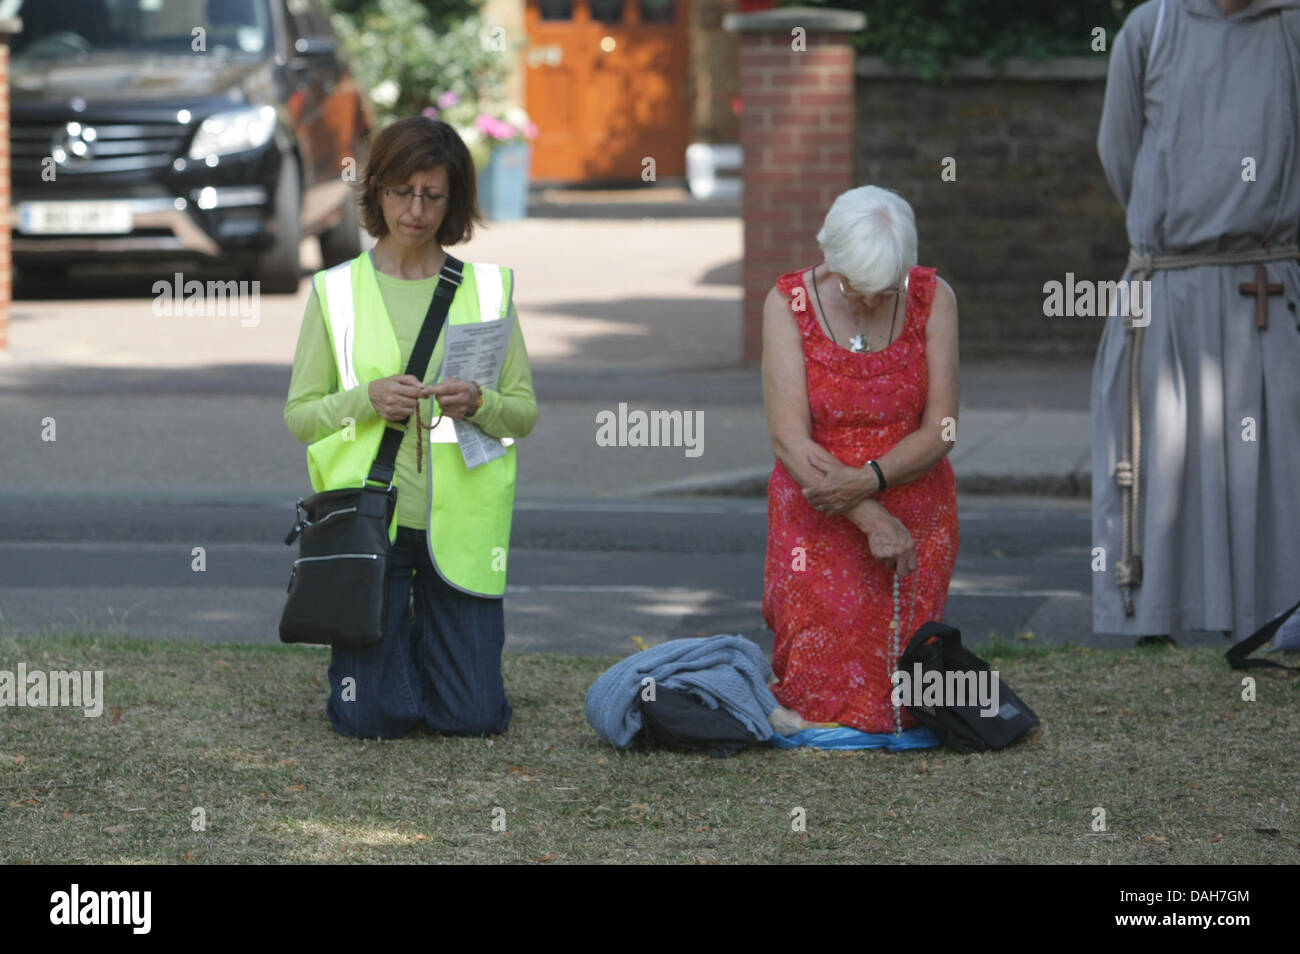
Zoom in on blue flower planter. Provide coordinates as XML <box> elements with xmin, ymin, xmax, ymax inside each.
<box><xmin>479</xmin><ymin>142</ymin><xmax>531</xmax><ymax>222</ymax></box>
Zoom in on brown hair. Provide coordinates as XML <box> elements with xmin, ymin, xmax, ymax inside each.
<box><xmin>358</xmin><ymin>116</ymin><xmax>483</xmax><ymax>245</ymax></box>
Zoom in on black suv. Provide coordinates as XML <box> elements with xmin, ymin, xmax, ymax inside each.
<box><xmin>9</xmin><ymin>0</ymin><xmax>373</xmax><ymax>293</ymax></box>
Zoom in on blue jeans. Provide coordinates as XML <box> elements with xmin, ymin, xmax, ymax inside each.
<box><xmin>325</xmin><ymin>527</ymin><xmax>512</xmax><ymax>739</ymax></box>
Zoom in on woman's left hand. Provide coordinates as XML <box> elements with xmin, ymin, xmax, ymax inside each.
<box><xmin>424</xmin><ymin>378</ymin><xmax>480</xmax><ymax>420</ymax></box>
<box><xmin>802</xmin><ymin>445</ymin><xmax>875</xmax><ymax>514</ymax></box>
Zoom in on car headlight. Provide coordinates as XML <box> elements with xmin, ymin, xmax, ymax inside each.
<box><xmin>188</xmin><ymin>105</ymin><xmax>277</xmax><ymax>160</ymax></box>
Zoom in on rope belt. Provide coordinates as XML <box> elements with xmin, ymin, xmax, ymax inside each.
<box><xmin>1115</xmin><ymin>243</ymin><xmax>1300</xmax><ymax>617</ymax></box>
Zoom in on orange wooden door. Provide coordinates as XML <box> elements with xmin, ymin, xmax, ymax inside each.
<box><xmin>525</xmin><ymin>0</ymin><xmax>690</xmax><ymax>183</ymax></box>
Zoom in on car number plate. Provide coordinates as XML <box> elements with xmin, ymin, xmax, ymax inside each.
<box><xmin>18</xmin><ymin>201</ymin><xmax>133</xmax><ymax>234</ymax></box>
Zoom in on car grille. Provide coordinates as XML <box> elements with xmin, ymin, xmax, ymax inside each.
<box><xmin>10</xmin><ymin>120</ymin><xmax>190</xmax><ymax>178</ymax></box>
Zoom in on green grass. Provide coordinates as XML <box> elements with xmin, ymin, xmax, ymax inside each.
<box><xmin>0</xmin><ymin>634</ymin><xmax>1296</xmax><ymax>864</ymax></box>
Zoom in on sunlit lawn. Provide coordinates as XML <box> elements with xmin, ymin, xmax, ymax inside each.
<box><xmin>0</xmin><ymin>634</ymin><xmax>1295</xmax><ymax>864</ymax></box>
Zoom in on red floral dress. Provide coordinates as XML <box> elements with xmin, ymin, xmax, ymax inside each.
<box><xmin>764</xmin><ymin>265</ymin><xmax>959</xmax><ymax>733</ymax></box>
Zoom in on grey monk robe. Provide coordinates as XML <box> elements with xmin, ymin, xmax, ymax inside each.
<box><xmin>1092</xmin><ymin>0</ymin><xmax>1300</xmax><ymax>639</ymax></box>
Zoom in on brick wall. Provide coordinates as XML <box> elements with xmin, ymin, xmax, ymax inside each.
<box><xmin>856</xmin><ymin>56</ymin><xmax>1126</xmax><ymax>358</ymax></box>
<box><xmin>724</xmin><ymin>4</ymin><xmax>1128</xmax><ymax>362</ymax></box>
<box><xmin>724</xmin><ymin>8</ymin><xmax>864</xmax><ymax>362</ymax></box>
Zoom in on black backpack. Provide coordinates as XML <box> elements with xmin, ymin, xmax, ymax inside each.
<box><xmin>897</xmin><ymin>622</ymin><xmax>1039</xmax><ymax>753</ymax></box>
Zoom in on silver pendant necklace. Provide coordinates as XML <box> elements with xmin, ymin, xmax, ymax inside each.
<box><xmin>808</xmin><ymin>268</ymin><xmax>900</xmax><ymax>353</ymax></box>
<box><xmin>842</xmin><ymin>281</ymin><xmax>873</xmax><ymax>353</ymax></box>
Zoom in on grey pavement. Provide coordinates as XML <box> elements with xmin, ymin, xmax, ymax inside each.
<box><xmin>0</xmin><ymin>361</ymin><xmax>1092</xmax><ymax>501</ymax></box>
<box><xmin>0</xmin><ymin>205</ymin><xmax>1093</xmax><ymax>501</ymax></box>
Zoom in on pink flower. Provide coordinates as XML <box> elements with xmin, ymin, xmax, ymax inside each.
<box><xmin>475</xmin><ymin>114</ymin><xmax>516</xmax><ymax>140</ymax></box>
<box><xmin>422</xmin><ymin>106</ymin><xmax>439</xmax><ymax>119</ymax></box>
<box><xmin>436</xmin><ymin>91</ymin><xmax>460</xmax><ymax>109</ymax></box>
<box><xmin>523</xmin><ymin>121</ymin><xmax>538</xmax><ymax>139</ymax></box>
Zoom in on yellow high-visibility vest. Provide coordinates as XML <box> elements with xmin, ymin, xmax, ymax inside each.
<box><xmin>306</xmin><ymin>252</ymin><xmax>516</xmax><ymax>597</ymax></box>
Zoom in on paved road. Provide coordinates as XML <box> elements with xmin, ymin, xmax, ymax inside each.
<box><xmin>0</xmin><ymin>492</ymin><xmax>1222</xmax><ymax>653</ymax></box>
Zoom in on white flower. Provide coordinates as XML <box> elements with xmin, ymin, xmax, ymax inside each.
<box><xmin>505</xmin><ymin>106</ymin><xmax>530</xmax><ymax>128</ymax></box>
<box><xmin>458</xmin><ymin>125</ymin><xmax>484</xmax><ymax>147</ymax></box>
<box><xmin>371</xmin><ymin>79</ymin><xmax>399</xmax><ymax>107</ymax></box>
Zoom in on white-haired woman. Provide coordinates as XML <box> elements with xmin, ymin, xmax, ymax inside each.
<box><xmin>761</xmin><ymin>185</ymin><xmax>960</xmax><ymax>737</ymax></box>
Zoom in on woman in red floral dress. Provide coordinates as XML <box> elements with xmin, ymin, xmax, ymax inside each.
<box><xmin>761</xmin><ymin>186</ymin><xmax>960</xmax><ymax>736</ymax></box>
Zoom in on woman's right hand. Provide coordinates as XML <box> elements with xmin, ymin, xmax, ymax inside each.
<box><xmin>368</xmin><ymin>374</ymin><xmax>427</xmax><ymax>421</ymax></box>
<box><xmin>847</xmin><ymin>504</ymin><xmax>917</xmax><ymax>577</ymax></box>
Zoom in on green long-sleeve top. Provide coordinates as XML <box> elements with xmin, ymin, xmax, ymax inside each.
<box><xmin>283</xmin><ymin>257</ymin><xmax>539</xmax><ymax>530</ymax></box>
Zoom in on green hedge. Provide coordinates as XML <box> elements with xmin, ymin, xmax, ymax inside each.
<box><xmin>786</xmin><ymin>0</ymin><xmax>1142</xmax><ymax>81</ymax></box>
<box><xmin>323</xmin><ymin>0</ymin><xmax>513</xmax><ymax>137</ymax></box>
<box><xmin>325</xmin><ymin>0</ymin><xmax>479</xmax><ymax>31</ymax></box>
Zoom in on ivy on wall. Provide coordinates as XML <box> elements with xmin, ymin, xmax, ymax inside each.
<box><xmin>785</xmin><ymin>0</ymin><xmax>1142</xmax><ymax>81</ymax></box>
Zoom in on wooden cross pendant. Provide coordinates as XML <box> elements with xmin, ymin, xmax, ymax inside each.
<box><xmin>1239</xmin><ymin>265</ymin><xmax>1283</xmax><ymax>329</ymax></box>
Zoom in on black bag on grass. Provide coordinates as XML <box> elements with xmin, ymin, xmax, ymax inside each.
<box><xmin>897</xmin><ymin>622</ymin><xmax>1039</xmax><ymax>753</ymax></box>
<box><xmin>637</xmin><ymin>687</ymin><xmax>758</xmax><ymax>758</ymax></box>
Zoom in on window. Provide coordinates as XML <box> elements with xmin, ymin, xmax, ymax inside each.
<box><xmin>538</xmin><ymin>0</ymin><xmax>573</xmax><ymax>21</ymax></box>
<box><xmin>640</xmin><ymin>0</ymin><xmax>673</xmax><ymax>23</ymax></box>
<box><xmin>11</xmin><ymin>0</ymin><xmax>273</xmax><ymax>58</ymax></box>
<box><xmin>590</xmin><ymin>0</ymin><xmax>624</xmax><ymax>24</ymax></box>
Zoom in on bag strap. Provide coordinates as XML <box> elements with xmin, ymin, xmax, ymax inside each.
<box><xmin>365</xmin><ymin>253</ymin><xmax>464</xmax><ymax>487</ymax></box>
<box><xmin>1226</xmin><ymin>599</ymin><xmax>1300</xmax><ymax>672</ymax></box>
<box><xmin>899</xmin><ymin>621</ymin><xmax>964</xmax><ymax>672</ymax></box>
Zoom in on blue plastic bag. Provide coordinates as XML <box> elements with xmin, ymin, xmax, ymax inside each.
<box><xmin>767</xmin><ymin>725</ymin><xmax>940</xmax><ymax>751</ymax></box>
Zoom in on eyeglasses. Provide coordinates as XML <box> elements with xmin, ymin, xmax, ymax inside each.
<box><xmin>839</xmin><ymin>277</ymin><xmax>902</xmax><ymax>300</ymax></box>
<box><xmin>381</xmin><ymin>186</ymin><xmax>447</xmax><ymax>208</ymax></box>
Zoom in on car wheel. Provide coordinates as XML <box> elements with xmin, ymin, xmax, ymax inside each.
<box><xmin>318</xmin><ymin>189</ymin><xmax>362</xmax><ymax>267</ymax></box>
<box><xmin>257</xmin><ymin>155</ymin><xmax>302</xmax><ymax>294</ymax></box>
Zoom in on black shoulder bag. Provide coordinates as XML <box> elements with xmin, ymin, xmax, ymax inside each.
<box><xmin>1226</xmin><ymin>598</ymin><xmax>1300</xmax><ymax>672</ymax></box>
<box><xmin>278</xmin><ymin>254</ymin><xmax>464</xmax><ymax>648</ymax></box>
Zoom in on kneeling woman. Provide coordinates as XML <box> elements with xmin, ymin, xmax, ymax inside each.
<box><xmin>284</xmin><ymin>117</ymin><xmax>539</xmax><ymax>738</ymax></box>
<box><xmin>762</xmin><ymin>185</ymin><xmax>959</xmax><ymax>736</ymax></box>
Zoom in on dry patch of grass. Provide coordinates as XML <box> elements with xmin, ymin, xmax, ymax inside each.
<box><xmin>0</xmin><ymin>635</ymin><xmax>1296</xmax><ymax>864</ymax></box>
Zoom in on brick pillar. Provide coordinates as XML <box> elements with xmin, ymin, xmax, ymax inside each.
<box><xmin>0</xmin><ymin>17</ymin><xmax>18</xmax><ymax>353</ymax></box>
<box><xmin>722</xmin><ymin>7</ymin><xmax>864</xmax><ymax>362</ymax></box>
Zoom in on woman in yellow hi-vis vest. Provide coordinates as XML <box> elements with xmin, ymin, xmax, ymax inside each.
<box><xmin>284</xmin><ymin>117</ymin><xmax>538</xmax><ymax>738</ymax></box>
